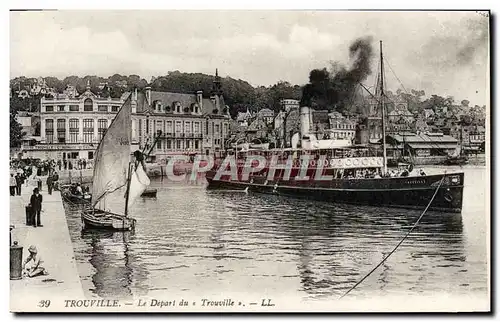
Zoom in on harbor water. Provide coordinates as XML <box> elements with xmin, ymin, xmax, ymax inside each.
<box><xmin>63</xmin><ymin>166</ymin><xmax>488</xmax><ymax>302</ymax></box>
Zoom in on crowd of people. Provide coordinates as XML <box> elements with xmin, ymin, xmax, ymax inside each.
<box><xmin>54</xmin><ymin>158</ymin><xmax>93</xmax><ymax>171</ymax></box>
<box><xmin>10</xmin><ymin>157</ymin><xmax>94</xmax><ymax>174</ymax></box>
<box><xmin>340</xmin><ymin>167</ymin><xmax>427</xmax><ymax>180</ymax></box>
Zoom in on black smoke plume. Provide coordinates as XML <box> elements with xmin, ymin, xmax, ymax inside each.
<box><xmin>300</xmin><ymin>36</ymin><xmax>374</xmax><ymax>113</ymax></box>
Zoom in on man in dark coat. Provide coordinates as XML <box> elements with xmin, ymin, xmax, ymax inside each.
<box><xmin>29</xmin><ymin>188</ymin><xmax>43</xmax><ymax>227</ymax></box>
<box><xmin>15</xmin><ymin>173</ymin><xmax>22</xmax><ymax>196</ymax></box>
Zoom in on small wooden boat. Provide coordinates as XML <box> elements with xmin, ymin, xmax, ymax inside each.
<box><xmin>443</xmin><ymin>155</ymin><xmax>469</xmax><ymax>166</ymax></box>
<box><xmin>141</xmin><ymin>188</ymin><xmax>157</xmax><ymax>198</ymax></box>
<box><xmin>81</xmin><ymin>209</ymin><xmax>136</xmax><ymax>230</ymax></box>
<box><xmin>62</xmin><ymin>188</ymin><xmax>92</xmax><ymax>203</ymax></box>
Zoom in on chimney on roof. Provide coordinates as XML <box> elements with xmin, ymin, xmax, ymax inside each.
<box><xmin>196</xmin><ymin>90</ymin><xmax>203</xmax><ymax>112</ymax></box>
<box><xmin>145</xmin><ymin>86</ymin><xmax>151</xmax><ymax>105</ymax></box>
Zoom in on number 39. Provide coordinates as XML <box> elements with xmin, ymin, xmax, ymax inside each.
<box><xmin>38</xmin><ymin>300</ymin><xmax>51</xmax><ymax>308</ymax></box>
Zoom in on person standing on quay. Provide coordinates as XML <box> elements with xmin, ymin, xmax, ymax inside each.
<box><xmin>29</xmin><ymin>188</ymin><xmax>43</xmax><ymax>227</ymax></box>
<box><xmin>15</xmin><ymin>173</ymin><xmax>22</xmax><ymax>196</ymax></box>
<box><xmin>9</xmin><ymin>173</ymin><xmax>16</xmax><ymax>196</ymax></box>
<box><xmin>46</xmin><ymin>174</ymin><xmax>53</xmax><ymax>195</ymax></box>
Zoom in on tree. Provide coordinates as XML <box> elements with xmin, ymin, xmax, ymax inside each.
<box><xmin>10</xmin><ymin>111</ymin><xmax>25</xmax><ymax>148</ymax></box>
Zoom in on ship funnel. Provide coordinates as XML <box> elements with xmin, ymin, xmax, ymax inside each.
<box><xmin>300</xmin><ymin>106</ymin><xmax>312</xmax><ymax>137</ymax></box>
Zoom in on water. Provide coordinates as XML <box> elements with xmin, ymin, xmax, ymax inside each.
<box><xmin>63</xmin><ymin>166</ymin><xmax>488</xmax><ymax>302</ymax></box>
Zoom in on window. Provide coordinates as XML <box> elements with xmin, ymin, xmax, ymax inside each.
<box><xmin>45</xmin><ymin>119</ymin><xmax>54</xmax><ymax>143</ymax></box>
<box><xmin>223</xmin><ymin>123</ymin><xmax>228</xmax><ymax>135</ymax></box>
<box><xmin>138</xmin><ymin>119</ymin><xmax>142</xmax><ymax>143</ymax></box>
<box><xmin>83</xmin><ymin>119</ymin><xmax>94</xmax><ymax>143</ymax></box>
<box><xmin>195</xmin><ymin>140</ymin><xmax>199</xmax><ymax>149</ymax></box>
<box><xmin>157</xmin><ymin>140</ymin><xmax>162</xmax><ymax>149</ymax></box>
<box><xmin>215</xmin><ymin>124</ymin><xmax>220</xmax><ymax>134</ymax></box>
<box><xmin>167</xmin><ymin>140</ymin><xmax>172</xmax><ymax>150</ymax></box>
<box><xmin>111</xmin><ymin>106</ymin><xmax>119</xmax><ymax>112</ymax></box>
<box><xmin>156</xmin><ymin>120</ymin><xmax>163</xmax><ymax>136</ymax></box>
<box><xmin>69</xmin><ymin>105</ymin><xmax>79</xmax><ymax>111</ymax></box>
<box><xmin>206</xmin><ymin>120</ymin><xmax>209</xmax><ymax>135</ymax></box>
<box><xmin>176</xmin><ymin>140</ymin><xmax>181</xmax><ymax>149</ymax></box>
<box><xmin>45</xmin><ymin>119</ymin><xmax>54</xmax><ymax>130</ymax></box>
<box><xmin>166</xmin><ymin>121</ymin><xmax>173</xmax><ymax>134</ymax></box>
<box><xmin>58</xmin><ymin>105</ymin><xmax>65</xmax><ymax>112</ymax></box>
<box><xmin>84</xmin><ymin>98</ymin><xmax>93</xmax><ymax>111</ymax></box>
<box><xmin>45</xmin><ymin>105</ymin><xmax>54</xmax><ymax>112</ymax></box>
<box><xmin>186</xmin><ymin>140</ymin><xmax>190</xmax><ymax>149</ymax></box>
<box><xmin>194</xmin><ymin>122</ymin><xmax>200</xmax><ymax>134</ymax></box>
<box><xmin>88</xmin><ymin>151</ymin><xmax>94</xmax><ymax>160</ymax></box>
<box><xmin>69</xmin><ymin>118</ymin><xmax>79</xmax><ymax>143</ymax></box>
<box><xmin>185</xmin><ymin>122</ymin><xmax>191</xmax><ymax>134</ymax></box>
<box><xmin>98</xmin><ymin>105</ymin><xmax>108</xmax><ymax>112</ymax></box>
<box><xmin>57</xmin><ymin>119</ymin><xmax>66</xmax><ymax>143</ymax></box>
<box><xmin>98</xmin><ymin>119</ymin><xmax>107</xmax><ymax>141</ymax></box>
<box><xmin>175</xmin><ymin>121</ymin><xmax>182</xmax><ymax>134</ymax></box>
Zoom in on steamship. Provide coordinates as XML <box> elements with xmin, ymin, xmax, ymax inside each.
<box><xmin>205</xmin><ymin>41</ymin><xmax>464</xmax><ymax>213</ymax></box>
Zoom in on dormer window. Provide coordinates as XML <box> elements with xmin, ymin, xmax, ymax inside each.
<box><xmin>84</xmin><ymin>98</ymin><xmax>93</xmax><ymax>111</ymax></box>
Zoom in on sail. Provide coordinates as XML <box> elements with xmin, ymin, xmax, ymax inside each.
<box><xmin>127</xmin><ymin>163</ymin><xmax>150</xmax><ymax>209</ymax></box>
<box><xmin>91</xmin><ymin>95</ymin><xmax>132</xmax><ymax>209</ymax></box>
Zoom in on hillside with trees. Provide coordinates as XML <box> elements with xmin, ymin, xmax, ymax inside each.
<box><xmin>10</xmin><ymin>72</ymin><xmax>485</xmax><ymax>123</ymax></box>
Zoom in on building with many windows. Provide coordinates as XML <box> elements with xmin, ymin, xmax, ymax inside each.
<box><xmin>327</xmin><ymin>111</ymin><xmax>356</xmax><ymax>140</ymax></box>
<box><xmin>22</xmin><ymin>72</ymin><xmax>231</xmax><ymax>161</ymax></box>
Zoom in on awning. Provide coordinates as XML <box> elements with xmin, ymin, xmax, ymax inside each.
<box><xmin>407</xmin><ymin>143</ymin><xmax>456</xmax><ymax>149</ymax></box>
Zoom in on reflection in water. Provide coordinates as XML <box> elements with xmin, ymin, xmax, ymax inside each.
<box><xmin>64</xmin><ymin>202</ymin><xmax>149</xmax><ymax>300</ymax></box>
<box><xmin>62</xmin><ymin>167</ymin><xmax>486</xmax><ymax>300</ymax></box>
<box><xmin>81</xmin><ymin>230</ymin><xmax>133</xmax><ymax>299</ymax></box>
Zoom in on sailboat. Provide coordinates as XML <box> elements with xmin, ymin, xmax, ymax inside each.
<box><xmin>81</xmin><ymin>94</ymin><xmax>151</xmax><ymax>231</ymax></box>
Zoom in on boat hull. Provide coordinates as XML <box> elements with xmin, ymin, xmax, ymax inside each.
<box><xmin>206</xmin><ymin>172</ymin><xmax>464</xmax><ymax>213</ymax></box>
<box><xmin>62</xmin><ymin>191</ymin><xmax>92</xmax><ymax>204</ymax></box>
<box><xmin>81</xmin><ymin>209</ymin><xmax>136</xmax><ymax>231</ymax></box>
<box><xmin>141</xmin><ymin>188</ymin><xmax>157</xmax><ymax>198</ymax></box>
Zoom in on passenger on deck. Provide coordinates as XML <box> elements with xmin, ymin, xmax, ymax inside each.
<box><xmin>75</xmin><ymin>183</ymin><xmax>83</xmax><ymax>195</ymax></box>
<box><xmin>419</xmin><ymin>169</ymin><xmax>426</xmax><ymax>176</ymax></box>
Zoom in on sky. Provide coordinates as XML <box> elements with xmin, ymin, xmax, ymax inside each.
<box><xmin>10</xmin><ymin>10</ymin><xmax>489</xmax><ymax>106</ymax></box>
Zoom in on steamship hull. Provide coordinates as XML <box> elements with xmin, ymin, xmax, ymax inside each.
<box><xmin>206</xmin><ymin>171</ymin><xmax>464</xmax><ymax>213</ymax></box>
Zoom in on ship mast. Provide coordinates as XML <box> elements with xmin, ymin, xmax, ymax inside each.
<box><xmin>379</xmin><ymin>40</ymin><xmax>388</xmax><ymax>176</ymax></box>
<box><xmin>124</xmin><ymin>162</ymin><xmax>132</xmax><ymax>217</ymax></box>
